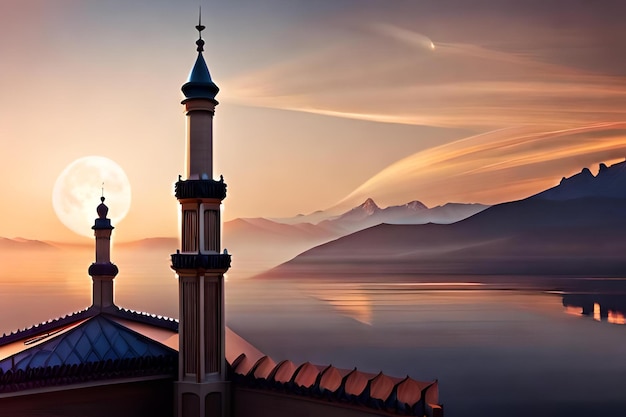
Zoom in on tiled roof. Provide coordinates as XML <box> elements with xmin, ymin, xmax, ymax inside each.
<box><xmin>0</xmin><ymin>311</ymin><xmax>443</xmax><ymax>416</ymax></box>
<box><xmin>0</xmin><ymin>315</ymin><xmax>175</xmax><ymax>373</ymax></box>
<box><xmin>224</xmin><ymin>327</ymin><xmax>442</xmax><ymax>416</ymax></box>
<box><xmin>0</xmin><ymin>314</ymin><xmax>177</xmax><ymax>394</ymax></box>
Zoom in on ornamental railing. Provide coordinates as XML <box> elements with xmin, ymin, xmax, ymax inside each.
<box><xmin>174</xmin><ymin>179</ymin><xmax>227</xmax><ymax>200</ymax></box>
<box><xmin>171</xmin><ymin>253</ymin><xmax>231</xmax><ymax>271</ymax></box>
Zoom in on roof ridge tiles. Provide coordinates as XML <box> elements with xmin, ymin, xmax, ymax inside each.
<box><xmin>0</xmin><ymin>304</ymin><xmax>180</xmax><ymax>348</ymax></box>
<box><xmin>230</xmin><ymin>353</ymin><xmax>246</xmax><ymax>372</ymax></box>
<box><xmin>0</xmin><ymin>307</ymin><xmax>93</xmax><ymax>346</ymax></box>
<box><xmin>229</xmin><ymin>354</ymin><xmax>440</xmax><ymax>417</ymax></box>
<box><xmin>108</xmin><ymin>307</ymin><xmax>179</xmax><ymax>331</ymax></box>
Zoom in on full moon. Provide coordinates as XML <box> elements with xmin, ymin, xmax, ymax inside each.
<box><xmin>52</xmin><ymin>156</ymin><xmax>132</xmax><ymax>238</ymax></box>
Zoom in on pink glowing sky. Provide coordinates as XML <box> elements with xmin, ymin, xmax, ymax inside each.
<box><xmin>2</xmin><ymin>0</ymin><xmax>626</xmax><ymax>242</ymax></box>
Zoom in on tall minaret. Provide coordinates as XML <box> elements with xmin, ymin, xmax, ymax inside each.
<box><xmin>171</xmin><ymin>14</ymin><xmax>231</xmax><ymax>417</ymax></box>
<box><xmin>88</xmin><ymin>196</ymin><xmax>119</xmax><ymax>311</ymax></box>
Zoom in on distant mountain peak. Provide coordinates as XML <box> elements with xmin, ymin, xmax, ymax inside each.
<box><xmin>359</xmin><ymin>198</ymin><xmax>380</xmax><ymax>214</ymax></box>
<box><xmin>536</xmin><ymin>159</ymin><xmax>626</xmax><ymax>201</ymax></box>
<box><xmin>334</xmin><ymin>198</ymin><xmax>381</xmax><ymax>223</ymax></box>
<box><xmin>560</xmin><ymin>167</ymin><xmax>593</xmax><ymax>184</ymax></box>
<box><xmin>404</xmin><ymin>200</ymin><xmax>428</xmax><ymax>211</ymax></box>
<box><xmin>599</xmin><ymin>163</ymin><xmax>609</xmax><ymax>173</ymax></box>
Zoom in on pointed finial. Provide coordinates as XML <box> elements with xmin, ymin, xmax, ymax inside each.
<box><xmin>195</xmin><ymin>6</ymin><xmax>205</xmax><ymax>52</ymax></box>
<box><xmin>97</xmin><ymin>183</ymin><xmax>108</xmax><ymax>218</ymax></box>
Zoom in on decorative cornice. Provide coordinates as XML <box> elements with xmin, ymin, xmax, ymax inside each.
<box><xmin>0</xmin><ymin>355</ymin><xmax>176</xmax><ymax>394</ymax></box>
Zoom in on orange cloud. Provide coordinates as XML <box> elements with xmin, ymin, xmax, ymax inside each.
<box><xmin>333</xmin><ymin>123</ymin><xmax>626</xmax><ymax>210</ymax></box>
<box><xmin>222</xmin><ymin>24</ymin><xmax>626</xmax><ymax>130</ymax></box>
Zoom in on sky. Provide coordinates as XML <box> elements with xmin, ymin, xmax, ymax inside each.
<box><xmin>2</xmin><ymin>0</ymin><xmax>626</xmax><ymax>242</ymax></box>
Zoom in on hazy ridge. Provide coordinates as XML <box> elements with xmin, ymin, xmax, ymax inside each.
<box><xmin>0</xmin><ymin>198</ymin><xmax>487</xmax><ymax>280</ymax></box>
<box><xmin>260</xmin><ymin>160</ymin><xmax>626</xmax><ymax>284</ymax></box>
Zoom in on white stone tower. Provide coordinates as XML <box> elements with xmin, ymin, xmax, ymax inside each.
<box><xmin>88</xmin><ymin>196</ymin><xmax>119</xmax><ymax>311</ymax></box>
<box><xmin>171</xmin><ymin>16</ymin><xmax>231</xmax><ymax>417</ymax></box>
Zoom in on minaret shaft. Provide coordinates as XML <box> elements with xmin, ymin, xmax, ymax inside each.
<box><xmin>180</xmin><ymin>200</ymin><xmax>221</xmax><ymax>254</ymax></box>
<box><xmin>95</xmin><ymin>229</ymin><xmax>111</xmax><ymax>263</ymax></box>
<box><xmin>179</xmin><ymin>275</ymin><xmax>225</xmax><ymax>377</ymax></box>
<box><xmin>92</xmin><ymin>277</ymin><xmax>115</xmax><ymax>309</ymax></box>
<box><xmin>88</xmin><ymin>197</ymin><xmax>119</xmax><ymax>311</ymax></box>
<box><xmin>186</xmin><ymin>102</ymin><xmax>215</xmax><ymax>179</ymax></box>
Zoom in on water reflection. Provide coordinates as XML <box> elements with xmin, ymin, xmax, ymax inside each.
<box><xmin>227</xmin><ymin>279</ymin><xmax>626</xmax><ymax>417</ymax></box>
<box><xmin>3</xmin><ymin>246</ymin><xmax>626</xmax><ymax>417</ymax></box>
<box><xmin>302</xmin><ymin>282</ymin><xmax>489</xmax><ymax>326</ymax></box>
<box><xmin>562</xmin><ymin>293</ymin><xmax>626</xmax><ymax>325</ymax></box>
<box><xmin>306</xmin><ymin>285</ymin><xmax>373</xmax><ymax>325</ymax></box>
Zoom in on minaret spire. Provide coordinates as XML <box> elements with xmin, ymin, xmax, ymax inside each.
<box><xmin>181</xmin><ymin>7</ymin><xmax>220</xmax><ymax>180</ymax></box>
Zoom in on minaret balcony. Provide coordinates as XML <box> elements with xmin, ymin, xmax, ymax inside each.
<box><xmin>171</xmin><ymin>253</ymin><xmax>231</xmax><ymax>272</ymax></box>
<box><xmin>175</xmin><ymin>179</ymin><xmax>226</xmax><ymax>200</ymax></box>
<box><xmin>88</xmin><ymin>263</ymin><xmax>119</xmax><ymax>277</ymax></box>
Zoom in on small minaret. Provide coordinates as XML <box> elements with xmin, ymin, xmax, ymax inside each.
<box><xmin>88</xmin><ymin>196</ymin><xmax>119</xmax><ymax>311</ymax></box>
<box><xmin>171</xmin><ymin>13</ymin><xmax>231</xmax><ymax>417</ymax></box>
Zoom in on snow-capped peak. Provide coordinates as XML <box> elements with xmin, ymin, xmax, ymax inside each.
<box><xmin>359</xmin><ymin>198</ymin><xmax>380</xmax><ymax>215</ymax></box>
<box><xmin>404</xmin><ymin>200</ymin><xmax>428</xmax><ymax>211</ymax></box>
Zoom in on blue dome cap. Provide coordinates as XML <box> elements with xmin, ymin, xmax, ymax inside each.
<box><xmin>182</xmin><ymin>53</ymin><xmax>219</xmax><ymax>102</ymax></box>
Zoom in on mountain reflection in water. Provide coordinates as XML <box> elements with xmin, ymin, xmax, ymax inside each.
<box><xmin>562</xmin><ymin>293</ymin><xmax>626</xmax><ymax>324</ymax></box>
<box><xmin>227</xmin><ymin>280</ymin><xmax>626</xmax><ymax>417</ymax></box>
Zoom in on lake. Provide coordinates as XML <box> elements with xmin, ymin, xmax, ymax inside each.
<box><xmin>1</xmin><ymin>246</ymin><xmax>626</xmax><ymax>417</ymax></box>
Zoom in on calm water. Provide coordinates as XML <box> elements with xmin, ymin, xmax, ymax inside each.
<box><xmin>1</xmin><ymin>247</ymin><xmax>626</xmax><ymax>417</ymax></box>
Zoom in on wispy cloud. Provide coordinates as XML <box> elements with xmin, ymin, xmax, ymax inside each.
<box><xmin>373</xmin><ymin>23</ymin><xmax>435</xmax><ymax>51</ymax></box>
<box><xmin>334</xmin><ymin>123</ymin><xmax>626</xmax><ymax>210</ymax></box>
<box><xmin>222</xmin><ymin>23</ymin><xmax>626</xmax><ymax>129</ymax></box>
<box><xmin>219</xmin><ymin>17</ymin><xmax>626</xmax><ymax>211</ymax></box>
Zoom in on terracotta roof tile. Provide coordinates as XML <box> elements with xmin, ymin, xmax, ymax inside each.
<box><xmin>272</xmin><ymin>360</ymin><xmax>297</xmax><ymax>384</ymax></box>
<box><xmin>293</xmin><ymin>362</ymin><xmax>321</xmax><ymax>388</ymax></box>
<box><xmin>343</xmin><ymin>369</ymin><xmax>369</xmax><ymax>396</ymax></box>
<box><xmin>369</xmin><ymin>372</ymin><xmax>395</xmax><ymax>401</ymax></box>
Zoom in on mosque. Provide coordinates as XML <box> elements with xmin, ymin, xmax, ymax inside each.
<box><xmin>0</xmin><ymin>19</ymin><xmax>442</xmax><ymax>417</ymax></box>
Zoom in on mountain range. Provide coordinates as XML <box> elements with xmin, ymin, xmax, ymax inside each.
<box><xmin>271</xmin><ymin>199</ymin><xmax>487</xmax><ymax>232</ymax></box>
<box><xmin>315</xmin><ymin>198</ymin><xmax>487</xmax><ymax>234</ymax></box>
<box><xmin>222</xmin><ymin>199</ymin><xmax>487</xmax><ymax>274</ymax></box>
<box><xmin>0</xmin><ymin>237</ymin><xmax>59</xmax><ymax>251</ymax></box>
<box><xmin>260</xmin><ymin>160</ymin><xmax>626</xmax><ymax>285</ymax></box>
<box><xmin>0</xmin><ymin>199</ymin><xmax>486</xmax><ymax>280</ymax></box>
<box><xmin>8</xmin><ymin>159</ymin><xmax>626</xmax><ymax>282</ymax></box>
<box><xmin>533</xmin><ymin>160</ymin><xmax>626</xmax><ymax>200</ymax></box>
